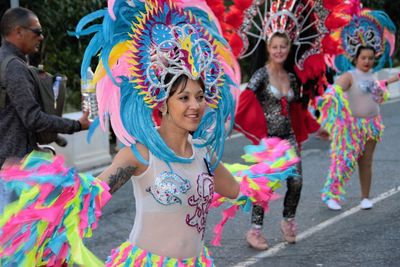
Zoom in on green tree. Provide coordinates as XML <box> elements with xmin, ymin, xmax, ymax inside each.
<box><xmin>23</xmin><ymin>0</ymin><xmax>106</xmax><ymax>112</ymax></box>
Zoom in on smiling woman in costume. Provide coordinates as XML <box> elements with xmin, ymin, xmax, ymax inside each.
<box><xmin>0</xmin><ymin>1</ymin><xmax>300</xmax><ymax>266</ymax></box>
<box><xmin>318</xmin><ymin>0</ymin><xmax>398</xmax><ymax>211</ymax></box>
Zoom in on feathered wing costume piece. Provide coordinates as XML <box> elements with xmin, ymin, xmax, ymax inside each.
<box><xmin>0</xmin><ymin>152</ymin><xmax>111</xmax><ymax>267</ymax></box>
<box><xmin>375</xmin><ymin>80</ymin><xmax>390</xmax><ymax>103</ymax></box>
<box><xmin>315</xmin><ymin>85</ymin><xmax>383</xmax><ymax>202</ymax></box>
<box><xmin>74</xmin><ymin>0</ymin><xmax>238</xmax><ymax>169</ymax></box>
<box><xmin>210</xmin><ymin>137</ymin><xmax>299</xmax><ymax>246</ymax></box>
<box><xmin>322</xmin><ymin>0</ymin><xmax>396</xmax><ymax>74</ymax></box>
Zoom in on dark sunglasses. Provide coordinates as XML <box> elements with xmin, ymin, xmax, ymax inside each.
<box><xmin>24</xmin><ymin>27</ymin><xmax>43</xmax><ymax>36</ymax></box>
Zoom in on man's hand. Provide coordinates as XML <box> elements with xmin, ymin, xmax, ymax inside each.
<box><xmin>78</xmin><ymin>110</ymin><xmax>91</xmax><ymax>130</ymax></box>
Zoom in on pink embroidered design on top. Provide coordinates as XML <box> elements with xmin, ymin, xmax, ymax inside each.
<box><xmin>186</xmin><ymin>173</ymin><xmax>214</xmax><ymax>238</ymax></box>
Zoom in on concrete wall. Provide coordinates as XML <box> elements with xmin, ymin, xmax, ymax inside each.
<box><xmin>52</xmin><ymin>112</ymin><xmax>112</xmax><ymax>173</ymax></box>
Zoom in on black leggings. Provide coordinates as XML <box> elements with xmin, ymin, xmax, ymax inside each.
<box><xmin>251</xmin><ymin>134</ymin><xmax>302</xmax><ymax>226</ymax></box>
<box><xmin>251</xmin><ymin>177</ymin><xmax>303</xmax><ymax>226</ymax></box>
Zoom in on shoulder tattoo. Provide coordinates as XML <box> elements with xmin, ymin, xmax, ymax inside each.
<box><xmin>108</xmin><ymin>166</ymin><xmax>137</xmax><ymax>194</ymax></box>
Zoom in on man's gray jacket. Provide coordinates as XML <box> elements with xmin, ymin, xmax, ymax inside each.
<box><xmin>0</xmin><ymin>40</ymin><xmax>81</xmax><ymax>167</ymax></box>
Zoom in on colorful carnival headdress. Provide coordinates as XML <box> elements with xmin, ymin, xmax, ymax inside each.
<box><xmin>322</xmin><ymin>0</ymin><xmax>396</xmax><ymax>73</ymax></box>
<box><xmin>74</xmin><ymin>0</ymin><xmax>238</xmax><ymax>168</ymax></box>
<box><xmin>265</xmin><ymin>0</ymin><xmax>313</xmax><ymax>44</ymax></box>
<box><xmin>132</xmin><ymin>21</ymin><xmax>222</xmax><ymax>108</ymax></box>
<box><xmin>206</xmin><ymin>0</ymin><xmax>328</xmax><ymax>90</ymax></box>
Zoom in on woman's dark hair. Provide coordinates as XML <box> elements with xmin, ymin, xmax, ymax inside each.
<box><xmin>354</xmin><ymin>45</ymin><xmax>376</xmax><ymax>59</ymax></box>
<box><xmin>165</xmin><ymin>74</ymin><xmax>205</xmax><ymax>97</ymax></box>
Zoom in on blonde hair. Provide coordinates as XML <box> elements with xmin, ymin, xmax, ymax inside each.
<box><xmin>267</xmin><ymin>31</ymin><xmax>291</xmax><ymax>46</ymax></box>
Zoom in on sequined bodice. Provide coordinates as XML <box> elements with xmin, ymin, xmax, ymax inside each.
<box><xmin>247</xmin><ymin>67</ymin><xmax>298</xmax><ymax>137</ymax></box>
<box><xmin>347</xmin><ymin>69</ymin><xmax>380</xmax><ymax>118</ymax></box>
<box><xmin>128</xmin><ymin>140</ymin><xmax>214</xmax><ymax>258</ymax></box>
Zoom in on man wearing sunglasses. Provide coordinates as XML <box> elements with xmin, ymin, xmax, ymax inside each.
<box><xmin>0</xmin><ymin>7</ymin><xmax>91</xmax><ymax>211</ymax></box>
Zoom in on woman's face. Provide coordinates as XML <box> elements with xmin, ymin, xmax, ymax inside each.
<box><xmin>267</xmin><ymin>36</ymin><xmax>290</xmax><ymax>64</ymax></box>
<box><xmin>165</xmin><ymin>79</ymin><xmax>206</xmax><ymax>132</ymax></box>
<box><xmin>355</xmin><ymin>49</ymin><xmax>375</xmax><ymax>72</ymax></box>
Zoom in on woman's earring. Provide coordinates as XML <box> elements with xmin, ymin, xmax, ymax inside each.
<box><xmin>160</xmin><ymin>104</ymin><xmax>167</xmax><ymax>116</ymax></box>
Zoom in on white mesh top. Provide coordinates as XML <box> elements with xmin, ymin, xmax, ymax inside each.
<box><xmin>128</xmin><ymin>140</ymin><xmax>214</xmax><ymax>259</ymax></box>
<box><xmin>346</xmin><ymin>69</ymin><xmax>380</xmax><ymax>118</ymax></box>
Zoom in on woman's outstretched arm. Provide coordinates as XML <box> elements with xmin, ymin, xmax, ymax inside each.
<box><xmin>334</xmin><ymin>72</ymin><xmax>352</xmax><ymax>91</ymax></box>
<box><xmin>213</xmin><ymin>162</ymin><xmax>240</xmax><ymax>199</ymax></box>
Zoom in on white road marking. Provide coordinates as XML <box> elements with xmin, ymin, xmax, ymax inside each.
<box><xmin>232</xmin><ymin>185</ymin><xmax>400</xmax><ymax>267</ymax></box>
<box><xmin>227</xmin><ymin>132</ymin><xmax>243</xmax><ymax>140</ymax></box>
<box><xmin>386</xmin><ymin>97</ymin><xmax>400</xmax><ymax>104</ymax></box>
<box><xmin>226</xmin><ymin>97</ymin><xmax>399</xmax><ymax>266</ymax></box>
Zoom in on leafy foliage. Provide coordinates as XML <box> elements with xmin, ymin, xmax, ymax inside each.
<box><xmin>0</xmin><ymin>1</ymin><xmax>105</xmax><ymax>112</ymax></box>
<box><xmin>23</xmin><ymin>0</ymin><xmax>106</xmax><ymax>111</ymax></box>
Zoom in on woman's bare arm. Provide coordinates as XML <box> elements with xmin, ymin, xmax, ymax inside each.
<box><xmin>335</xmin><ymin>72</ymin><xmax>352</xmax><ymax>91</ymax></box>
<box><xmin>385</xmin><ymin>72</ymin><xmax>400</xmax><ymax>85</ymax></box>
<box><xmin>98</xmin><ymin>146</ymin><xmax>147</xmax><ymax>194</ymax></box>
<box><xmin>213</xmin><ymin>162</ymin><xmax>240</xmax><ymax>199</ymax></box>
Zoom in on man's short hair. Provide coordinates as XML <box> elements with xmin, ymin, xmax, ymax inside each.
<box><xmin>0</xmin><ymin>7</ymin><xmax>36</xmax><ymax>37</ymax></box>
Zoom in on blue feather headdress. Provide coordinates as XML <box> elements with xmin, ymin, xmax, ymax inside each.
<box><xmin>73</xmin><ymin>0</ymin><xmax>238</xmax><ymax>169</ymax></box>
<box><xmin>322</xmin><ymin>0</ymin><xmax>396</xmax><ymax>74</ymax></box>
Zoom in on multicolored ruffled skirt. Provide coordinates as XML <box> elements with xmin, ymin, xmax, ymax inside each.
<box><xmin>105</xmin><ymin>242</ymin><xmax>214</xmax><ymax>267</ymax></box>
<box><xmin>316</xmin><ymin>85</ymin><xmax>384</xmax><ymax>202</ymax></box>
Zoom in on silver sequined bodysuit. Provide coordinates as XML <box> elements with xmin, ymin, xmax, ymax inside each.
<box><xmin>247</xmin><ymin>66</ymin><xmax>303</xmax><ymax>222</ymax></box>
<box><xmin>247</xmin><ymin>66</ymin><xmax>297</xmax><ymax>139</ymax></box>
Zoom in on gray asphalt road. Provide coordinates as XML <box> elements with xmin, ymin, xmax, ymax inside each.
<box><xmin>86</xmin><ymin>99</ymin><xmax>400</xmax><ymax>266</ymax></box>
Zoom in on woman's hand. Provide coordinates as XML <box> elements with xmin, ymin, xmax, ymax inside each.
<box><xmin>315</xmin><ymin>127</ymin><xmax>330</xmax><ymax>140</ymax></box>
